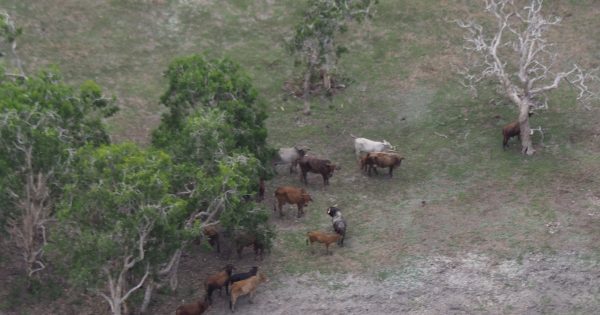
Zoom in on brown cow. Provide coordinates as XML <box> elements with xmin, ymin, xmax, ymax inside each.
<box><xmin>229</xmin><ymin>272</ymin><xmax>269</xmax><ymax>312</ymax></box>
<box><xmin>502</xmin><ymin>121</ymin><xmax>520</xmax><ymax>149</ymax></box>
<box><xmin>233</xmin><ymin>230</ymin><xmax>265</xmax><ymax>261</ymax></box>
<box><xmin>175</xmin><ymin>300</ymin><xmax>210</xmax><ymax>315</ymax></box>
<box><xmin>298</xmin><ymin>156</ymin><xmax>339</xmax><ymax>186</ymax></box>
<box><xmin>306</xmin><ymin>231</ymin><xmax>343</xmax><ymax>255</ymax></box>
<box><xmin>202</xmin><ymin>225</ymin><xmax>220</xmax><ymax>253</ymax></box>
<box><xmin>273</xmin><ymin>186</ymin><xmax>313</xmax><ymax>218</ymax></box>
<box><xmin>502</xmin><ymin>112</ymin><xmax>533</xmax><ymax>149</ymax></box>
<box><xmin>205</xmin><ymin>264</ymin><xmax>234</xmax><ymax>303</ymax></box>
<box><xmin>365</xmin><ymin>152</ymin><xmax>404</xmax><ymax>177</ymax></box>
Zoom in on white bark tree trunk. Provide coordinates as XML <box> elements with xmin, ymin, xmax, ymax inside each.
<box><xmin>139</xmin><ymin>280</ymin><xmax>154</xmax><ymax>315</ymax></box>
<box><xmin>7</xmin><ymin>145</ymin><xmax>51</xmax><ymax>280</ymax></box>
<box><xmin>302</xmin><ymin>68</ymin><xmax>312</xmax><ymax>115</ymax></box>
<box><xmin>518</xmin><ymin>103</ymin><xmax>535</xmax><ymax>155</ymax></box>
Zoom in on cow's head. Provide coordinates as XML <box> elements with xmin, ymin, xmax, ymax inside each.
<box><xmin>325</xmin><ymin>164</ymin><xmax>339</xmax><ymax>177</ymax></box>
<box><xmin>327</xmin><ymin>206</ymin><xmax>340</xmax><ymax>217</ymax></box>
<box><xmin>382</xmin><ymin>140</ymin><xmax>396</xmax><ymax>151</ymax></box>
<box><xmin>294</xmin><ymin>146</ymin><xmax>309</xmax><ymax>157</ymax></box>
<box><xmin>224</xmin><ymin>264</ymin><xmax>235</xmax><ymax>273</ymax></box>
<box><xmin>301</xmin><ymin>190</ymin><xmax>313</xmax><ymax>206</ymax></box>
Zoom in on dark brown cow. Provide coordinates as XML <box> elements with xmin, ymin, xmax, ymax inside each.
<box><xmin>202</xmin><ymin>225</ymin><xmax>221</xmax><ymax>253</ymax></box>
<box><xmin>502</xmin><ymin>112</ymin><xmax>533</xmax><ymax>149</ymax></box>
<box><xmin>273</xmin><ymin>186</ymin><xmax>313</xmax><ymax>218</ymax></box>
<box><xmin>205</xmin><ymin>264</ymin><xmax>234</xmax><ymax>303</ymax></box>
<box><xmin>298</xmin><ymin>156</ymin><xmax>339</xmax><ymax>186</ymax></box>
<box><xmin>233</xmin><ymin>230</ymin><xmax>265</xmax><ymax>261</ymax></box>
<box><xmin>502</xmin><ymin>121</ymin><xmax>520</xmax><ymax>149</ymax></box>
<box><xmin>364</xmin><ymin>152</ymin><xmax>404</xmax><ymax>177</ymax></box>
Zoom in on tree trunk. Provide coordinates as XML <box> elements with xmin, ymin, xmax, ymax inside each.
<box><xmin>302</xmin><ymin>69</ymin><xmax>312</xmax><ymax>115</ymax></box>
<box><xmin>518</xmin><ymin>104</ymin><xmax>535</xmax><ymax>155</ymax></box>
<box><xmin>323</xmin><ymin>71</ymin><xmax>331</xmax><ymax>91</ymax></box>
<box><xmin>139</xmin><ymin>281</ymin><xmax>154</xmax><ymax>315</ymax></box>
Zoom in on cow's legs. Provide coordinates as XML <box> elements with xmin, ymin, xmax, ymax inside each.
<box><xmin>322</xmin><ymin>174</ymin><xmax>329</xmax><ymax>186</ymax></box>
<box><xmin>279</xmin><ymin>201</ymin><xmax>286</xmax><ymax>217</ymax></box>
<box><xmin>297</xmin><ymin>205</ymin><xmax>303</xmax><ymax>218</ymax></box>
<box><xmin>300</xmin><ymin>170</ymin><xmax>308</xmax><ymax>185</ymax></box>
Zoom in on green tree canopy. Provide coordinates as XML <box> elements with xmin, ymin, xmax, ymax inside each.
<box><xmin>0</xmin><ymin>68</ymin><xmax>117</xmax><ymax>277</ymax></box>
<box><xmin>150</xmin><ymin>54</ymin><xmax>276</xmax><ymax>264</ymax></box>
<box><xmin>53</xmin><ymin>143</ymin><xmax>192</xmax><ymax>315</ymax></box>
<box><xmin>152</xmin><ymin>54</ymin><xmax>272</xmax><ymax>166</ymax></box>
<box><xmin>287</xmin><ymin>0</ymin><xmax>377</xmax><ymax>114</ymax></box>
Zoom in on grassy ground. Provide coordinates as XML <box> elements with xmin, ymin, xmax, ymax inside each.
<box><xmin>1</xmin><ymin>0</ymin><xmax>599</xmax><ymax>314</ymax></box>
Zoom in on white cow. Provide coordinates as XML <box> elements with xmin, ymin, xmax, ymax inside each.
<box><xmin>274</xmin><ymin>146</ymin><xmax>308</xmax><ymax>174</ymax></box>
<box><xmin>353</xmin><ymin>136</ymin><xmax>394</xmax><ymax>158</ymax></box>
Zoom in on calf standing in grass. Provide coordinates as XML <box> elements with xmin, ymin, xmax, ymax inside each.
<box><xmin>229</xmin><ymin>272</ymin><xmax>269</xmax><ymax>312</ymax></box>
<box><xmin>306</xmin><ymin>231</ymin><xmax>343</xmax><ymax>255</ymax></box>
<box><xmin>273</xmin><ymin>186</ymin><xmax>313</xmax><ymax>218</ymax></box>
<box><xmin>175</xmin><ymin>300</ymin><xmax>210</xmax><ymax>315</ymax></box>
<box><xmin>364</xmin><ymin>152</ymin><xmax>404</xmax><ymax>177</ymax></box>
<box><xmin>327</xmin><ymin>206</ymin><xmax>346</xmax><ymax>246</ymax></box>
<box><xmin>205</xmin><ymin>264</ymin><xmax>234</xmax><ymax>303</ymax></box>
<box><xmin>298</xmin><ymin>156</ymin><xmax>339</xmax><ymax>186</ymax></box>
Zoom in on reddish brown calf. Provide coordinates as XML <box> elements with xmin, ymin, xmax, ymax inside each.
<box><xmin>273</xmin><ymin>186</ymin><xmax>313</xmax><ymax>218</ymax></box>
<box><xmin>175</xmin><ymin>300</ymin><xmax>209</xmax><ymax>315</ymax></box>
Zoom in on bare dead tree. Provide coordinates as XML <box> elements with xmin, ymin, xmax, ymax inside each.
<box><xmin>455</xmin><ymin>0</ymin><xmax>599</xmax><ymax>155</ymax></box>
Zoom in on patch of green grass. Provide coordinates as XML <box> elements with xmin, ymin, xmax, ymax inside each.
<box><xmin>375</xmin><ymin>269</ymin><xmax>394</xmax><ymax>281</ymax></box>
<box><xmin>280</xmin><ymin>231</ymin><xmax>309</xmax><ymax>253</ymax></box>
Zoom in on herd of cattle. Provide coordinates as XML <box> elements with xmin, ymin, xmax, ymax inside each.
<box><xmin>177</xmin><ymin>122</ymin><xmax>528</xmax><ymax>313</ymax></box>
<box><xmin>175</xmin><ymin>136</ymin><xmax>400</xmax><ymax>314</ymax></box>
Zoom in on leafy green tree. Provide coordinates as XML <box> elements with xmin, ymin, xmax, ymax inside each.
<box><xmin>166</xmin><ymin>108</ymin><xmax>236</xmax><ymax>172</ymax></box>
<box><xmin>0</xmin><ymin>69</ymin><xmax>117</xmax><ymax>279</ymax></box>
<box><xmin>150</xmin><ymin>55</ymin><xmax>276</xmax><ymax>287</ymax></box>
<box><xmin>164</xmin><ymin>112</ymin><xmax>275</xmax><ymax>249</ymax></box>
<box><xmin>152</xmin><ymin>54</ymin><xmax>272</xmax><ymax>166</ymax></box>
<box><xmin>213</xmin><ymin>155</ymin><xmax>274</xmax><ymax>240</ymax></box>
<box><xmin>53</xmin><ymin>143</ymin><xmax>193</xmax><ymax>315</ymax></box>
<box><xmin>152</xmin><ymin>54</ymin><xmax>275</xmax><ymax>225</ymax></box>
<box><xmin>288</xmin><ymin>0</ymin><xmax>377</xmax><ymax>114</ymax></box>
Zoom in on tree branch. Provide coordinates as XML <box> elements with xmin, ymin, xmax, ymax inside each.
<box><xmin>120</xmin><ymin>264</ymin><xmax>150</xmax><ymax>303</ymax></box>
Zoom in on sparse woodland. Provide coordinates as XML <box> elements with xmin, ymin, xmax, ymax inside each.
<box><xmin>1</xmin><ymin>1</ymin><xmax>599</xmax><ymax>314</ymax></box>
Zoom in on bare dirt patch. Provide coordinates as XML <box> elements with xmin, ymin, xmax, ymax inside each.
<box><xmin>179</xmin><ymin>251</ymin><xmax>600</xmax><ymax>315</ymax></box>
